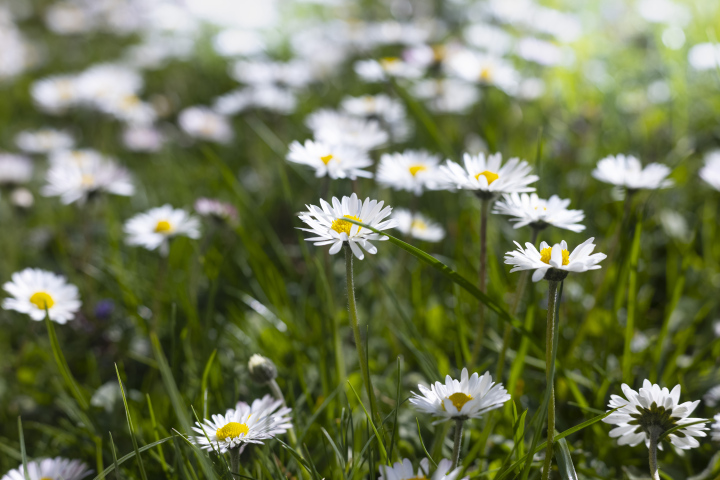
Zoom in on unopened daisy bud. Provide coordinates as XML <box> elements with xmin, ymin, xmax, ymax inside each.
<box><xmin>248</xmin><ymin>354</ymin><xmax>277</xmax><ymax>384</ymax></box>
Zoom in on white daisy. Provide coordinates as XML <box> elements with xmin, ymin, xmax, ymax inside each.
<box><xmin>712</xmin><ymin>414</ymin><xmax>720</xmax><ymax>442</ymax></box>
<box><xmin>410</xmin><ymin>368</ymin><xmax>511</xmax><ymax>423</ymax></box>
<box><xmin>444</xmin><ymin>50</ymin><xmax>520</xmax><ymax>95</ymax></box>
<box><xmin>286</xmin><ymin>140</ymin><xmax>373</xmax><ymax>180</ymax></box>
<box><xmin>354</xmin><ymin>57</ymin><xmax>424</xmax><ymax>82</ymax></box>
<box><xmin>602</xmin><ymin>380</ymin><xmax>708</xmax><ymax>450</ymax></box>
<box><xmin>2</xmin><ymin>268</ymin><xmax>81</xmax><ymax>324</ymax></box>
<box><xmin>30</xmin><ymin>75</ymin><xmax>79</xmax><ymax>113</ymax></box>
<box><xmin>592</xmin><ymin>154</ymin><xmax>673</xmax><ymax>191</ymax></box>
<box><xmin>439</xmin><ymin>152</ymin><xmax>538</xmax><ymax>199</ymax></box>
<box><xmin>15</xmin><ymin>129</ymin><xmax>74</xmax><ymax>153</ymax></box>
<box><xmin>0</xmin><ymin>153</ymin><xmax>33</xmax><ymax>185</ymax></box>
<box><xmin>124</xmin><ymin>205</ymin><xmax>201</xmax><ymax>255</ymax></box>
<box><xmin>42</xmin><ymin>154</ymin><xmax>134</xmax><ymax>205</ymax></box>
<box><xmin>340</xmin><ymin>94</ymin><xmax>406</xmax><ymax>125</ymax></box>
<box><xmin>178</xmin><ymin>106</ymin><xmax>233</xmax><ymax>144</ymax></box>
<box><xmin>377</xmin><ymin>150</ymin><xmax>442</xmax><ymax>195</ymax></box>
<box><xmin>48</xmin><ymin>149</ymin><xmax>105</xmax><ymax>168</ymax></box>
<box><xmin>703</xmin><ymin>384</ymin><xmax>720</xmax><ymax>408</ymax></box>
<box><xmin>75</xmin><ymin>63</ymin><xmax>143</xmax><ymax>106</ymax></box>
<box><xmin>379</xmin><ymin>458</ymin><xmax>464</xmax><ymax>480</ymax></box>
<box><xmin>699</xmin><ymin>151</ymin><xmax>720</xmax><ymax>191</ymax></box>
<box><xmin>122</xmin><ymin>126</ymin><xmax>165</xmax><ymax>153</ymax></box>
<box><xmin>306</xmin><ymin>110</ymin><xmax>388</xmax><ymax>151</ymax></box>
<box><xmin>192</xmin><ymin>394</ymin><xmax>292</xmax><ymax>453</ymax></box>
<box><xmin>298</xmin><ymin>193</ymin><xmax>397</xmax><ymax>260</ymax></box>
<box><xmin>394</xmin><ymin>209</ymin><xmax>445</xmax><ymax>242</ymax></box>
<box><xmin>1</xmin><ymin>457</ymin><xmax>92</xmax><ymax>480</ymax></box>
<box><xmin>492</xmin><ymin>193</ymin><xmax>585</xmax><ymax>232</ymax></box>
<box><xmin>504</xmin><ymin>237</ymin><xmax>606</xmax><ymax>283</ymax></box>
<box><xmin>411</xmin><ymin>78</ymin><xmax>480</xmax><ymax>114</ymax></box>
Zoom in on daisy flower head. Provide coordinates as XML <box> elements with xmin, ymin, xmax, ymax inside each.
<box><xmin>699</xmin><ymin>150</ymin><xmax>720</xmax><ymax>191</ymax></box>
<box><xmin>410</xmin><ymin>368</ymin><xmax>511</xmax><ymax>423</ymax></box>
<box><xmin>493</xmin><ymin>193</ymin><xmax>585</xmax><ymax>232</ymax></box>
<box><xmin>124</xmin><ymin>205</ymin><xmax>201</xmax><ymax>255</ymax></box>
<box><xmin>354</xmin><ymin>57</ymin><xmax>424</xmax><ymax>82</ymax></box>
<box><xmin>15</xmin><ymin>129</ymin><xmax>74</xmax><ymax>153</ymax></box>
<box><xmin>377</xmin><ymin>150</ymin><xmax>442</xmax><ymax>195</ymax></box>
<box><xmin>192</xmin><ymin>394</ymin><xmax>292</xmax><ymax>453</ymax></box>
<box><xmin>603</xmin><ymin>380</ymin><xmax>708</xmax><ymax>450</ymax></box>
<box><xmin>306</xmin><ymin>109</ymin><xmax>388</xmax><ymax>151</ymax></box>
<box><xmin>439</xmin><ymin>152</ymin><xmax>538</xmax><ymax>199</ymax></box>
<box><xmin>0</xmin><ymin>153</ymin><xmax>33</xmax><ymax>186</ymax></box>
<box><xmin>2</xmin><ymin>268</ymin><xmax>81</xmax><ymax>324</ymax></box>
<box><xmin>178</xmin><ymin>106</ymin><xmax>233</xmax><ymax>144</ymax></box>
<box><xmin>286</xmin><ymin>140</ymin><xmax>373</xmax><ymax>180</ymax></box>
<box><xmin>592</xmin><ymin>154</ymin><xmax>673</xmax><ymax>191</ymax></box>
<box><xmin>394</xmin><ymin>209</ymin><xmax>445</xmax><ymax>242</ymax></box>
<box><xmin>379</xmin><ymin>458</ymin><xmax>464</xmax><ymax>480</ymax></box>
<box><xmin>1</xmin><ymin>457</ymin><xmax>92</xmax><ymax>480</ymax></box>
<box><xmin>30</xmin><ymin>75</ymin><xmax>79</xmax><ymax>113</ymax></box>
<box><xmin>298</xmin><ymin>193</ymin><xmax>397</xmax><ymax>260</ymax></box>
<box><xmin>505</xmin><ymin>237</ymin><xmax>606</xmax><ymax>282</ymax></box>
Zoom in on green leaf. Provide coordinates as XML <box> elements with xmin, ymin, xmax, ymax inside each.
<box><xmin>200</xmin><ymin>349</ymin><xmax>217</xmax><ymax>420</ymax></box>
<box><xmin>554</xmin><ymin>438</ymin><xmax>579</xmax><ymax>480</ymax></box>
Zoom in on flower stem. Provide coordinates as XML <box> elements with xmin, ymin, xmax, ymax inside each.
<box><xmin>648</xmin><ymin>427</ymin><xmax>661</xmax><ymax>480</ymax></box>
<box><xmin>344</xmin><ymin>244</ymin><xmax>383</xmax><ymax>431</ymax></box>
<box><xmin>470</xmin><ymin>197</ymin><xmax>491</xmax><ymax>365</ymax></box>
<box><xmin>451</xmin><ymin>418</ymin><xmax>465</xmax><ymax>470</ymax></box>
<box><xmin>229</xmin><ymin>448</ymin><xmax>240</xmax><ymax>476</ymax></box>
<box><xmin>541</xmin><ymin>280</ymin><xmax>559</xmax><ymax>480</ymax></box>
<box><xmin>269</xmin><ymin>379</ymin><xmax>298</xmax><ymax>446</ymax></box>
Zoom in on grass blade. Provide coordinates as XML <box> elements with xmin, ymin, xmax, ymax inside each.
<box><xmin>623</xmin><ymin>221</ymin><xmax>642</xmax><ymax>383</ymax></box>
<box><xmin>416</xmin><ymin>419</ymin><xmax>438</xmax><ymax>469</ymax></box>
<box><xmin>346</xmin><ymin>381</ymin><xmax>388</xmax><ymax>464</ymax></box>
<box><xmin>18</xmin><ymin>417</ymin><xmax>30</xmax><ymax>480</ymax></box>
<box><xmin>109</xmin><ymin>433</ymin><xmax>122</xmax><ymax>480</ymax></box>
<box><xmin>554</xmin><ymin>438</ymin><xmax>579</xmax><ymax>480</ymax></box>
<box><xmin>92</xmin><ymin>438</ymin><xmax>173</xmax><ymax>480</ymax></box>
<box><xmin>115</xmin><ymin>364</ymin><xmax>148</xmax><ymax>480</ymax></box>
<box><xmin>45</xmin><ymin>314</ymin><xmax>89</xmax><ymax>410</ymax></box>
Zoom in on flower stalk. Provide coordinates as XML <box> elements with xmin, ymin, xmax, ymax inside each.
<box><xmin>451</xmin><ymin>418</ymin><xmax>465</xmax><ymax>470</ymax></box>
<box><xmin>541</xmin><ymin>280</ymin><xmax>560</xmax><ymax>480</ymax></box>
<box><xmin>471</xmin><ymin>197</ymin><xmax>491</xmax><ymax>365</ymax></box>
<box><xmin>648</xmin><ymin>426</ymin><xmax>661</xmax><ymax>480</ymax></box>
<box><xmin>229</xmin><ymin>448</ymin><xmax>240</xmax><ymax>476</ymax></box>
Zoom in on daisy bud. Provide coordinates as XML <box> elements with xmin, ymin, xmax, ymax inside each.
<box><xmin>248</xmin><ymin>354</ymin><xmax>277</xmax><ymax>384</ymax></box>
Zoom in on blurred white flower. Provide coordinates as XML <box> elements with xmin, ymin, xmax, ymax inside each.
<box><xmin>505</xmin><ymin>238</ymin><xmax>606</xmax><ymax>282</ymax></box>
<box><xmin>212</xmin><ymin>89</ymin><xmax>253</xmax><ymax>115</ymax></box>
<box><xmin>0</xmin><ymin>153</ymin><xmax>33</xmax><ymax>185</ymax></box>
<box><xmin>379</xmin><ymin>458</ymin><xmax>463</xmax><ymax>480</ymax></box>
<box><xmin>97</xmin><ymin>94</ymin><xmax>157</xmax><ymax>126</ymax></box>
<box><xmin>412</xmin><ymin>78</ymin><xmax>480</xmax><ymax>113</ymax></box>
<box><xmin>354</xmin><ymin>57</ymin><xmax>424</xmax><ymax>82</ymax></box>
<box><xmin>76</xmin><ymin>63</ymin><xmax>143</xmax><ymax>105</ymax></box>
<box><xmin>0</xmin><ymin>457</ymin><xmax>91</xmax><ymax>480</ymax></box>
<box><xmin>393</xmin><ymin>209</ymin><xmax>445</xmax><ymax>242</ymax></box>
<box><xmin>44</xmin><ymin>2</ymin><xmax>95</xmax><ymax>34</ymax></box>
<box><xmin>592</xmin><ymin>154</ymin><xmax>673</xmax><ymax>190</ymax></box>
<box><xmin>2</xmin><ymin>268</ymin><xmax>81</xmax><ymax>324</ymax></box>
<box><xmin>516</xmin><ymin>37</ymin><xmax>571</xmax><ymax>66</ymax></box>
<box><xmin>700</xmin><ymin>151</ymin><xmax>720</xmax><ymax>191</ymax></box>
<box><xmin>124</xmin><ymin>204</ymin><xmax>201</xmax><ymax>254</ymax></box>
<box><xmin>49</xmin><ymin>148</ymin><xmax>105</xmax><ymax>167</ymax></box>
<box><xmin>636</xmin><ymin>0</ymin><xmax>691</xmax><ymax>26</ymax></box>
<box><xmin>340</xmin><ymin>94</ymin><xmax>406</xmax><ymax>126</ymax></box>
<box><xmin>231</xmin><ymin>59</ymin><xmax>314</xmax><ymax>89</ymax></box>
<box><xmin>603</xmin><ymin>380</ymin><xmax>708</xmax><ymax>450</ymax></box>
<box><xmin>688</xmin><ymin>43</ymin><xmax>720</xmax><ymax>71</ymax></box>
<box><xmin>10</xmin><ymin>188</ymin><xmax>34</xmax><ymax>209</ymax></box>
<box><xmin>306</xmin><ymin>110</ymin><xmax>388</xmax><ymax>151</ymax></box>
<box><xmin>464</xmin><ymin>23</ymin><xmax>514</xmax><ymax>55</ymax></box>
<box><xmin>179</xmin><ymin>106</ymin><xmax>233</xmax><ymax>144</ymax></box>
<box><xmin>213</xmin><ymin>29</ymin><xmax>265</xmax><ymax>57</ymax></box>
<box><xmin>0</xmin><ymin>15</ymin><xmax>34</xmax><ymax>80</ymax></box>
<box><xmin>493</xmin><ymin>193</ymin><xmax>585</xmax><ymax>232</ymax></box>
<box><xmin>377</xmin><ymin>150</ymin><xmax>442</xmax><ymax>194</ymax></box>
<box><xmin>31</xmin><ymin>75</ymin><xmax>79</xmax><ymax>113</ymax></box>
<box><xmin>15</xmin><ymin>129</ymin><xmax>74</xmax><ymax>153</ymax></box>
<box><xmin>122</xmin><ymin>126</ymin><xmax>165</xmax><ymax>152</ymax></box>
<box><xmin>298</xmin><ymin>193</ymin><xmax>397</xmax><ymax>260</ymax></box>
<box><xmin>445</xmin><ymin>49</ymin><xmax>520</xmax><ymax>95</ymax></box>
<box><xmin>703</xmin><ymin>385</ymin><xmax>720</xmax><ymax>408</ymax></box>
<box><xmin>630</xmin><ymin>331</ymin><xmax>650</xmax><ymax>353</ymax></box>
<box><xmin>659</xmin><ymin>210</ymin><xmax>690</xmax><ymax>242</ymax></box>
<box><xmin>712</xmin><ymin>414</ymin><xmax>720</xmax><ymax>442</ymax></box>
<box><xmin>195</xmin><ymin>198</ymin><xmax>239</xmax><ymax>225</ymax></box>
<box><xmin>439</xmin><ymin>152</ymin><xmax>538</xmax><ymax>198</ymax></box>
<box><xmin>287</xmin><ymin>140</ymin><xmax>372</xmax><ymax>180</ymax></box>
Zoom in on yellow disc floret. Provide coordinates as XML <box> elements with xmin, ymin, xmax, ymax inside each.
<box><xmin>320</xmin><ymin>154</ymin><xmax>334</xmax><ymax>165</ymax></box>
<box><xmin>40</xmin><ymin>477</ymin><xmax>53</xmax><ymax>480</ymax></box>
<box><xmin>408</xmin><ymin>165</ymin><xmax>427</xmax><ymax>176</ymax></box>
<box><xmin>330</xmin><ymin>215</ymin><xmax>362</xmax><ymax>236</ymax></box>
<box><xmin>216</xmin><ymin>422</ymin><xmax>250</xmax><ymax>441</ymax></box>
<box><xmin>540</xmin><ymin>247</ymin><xmax>570</xmax><ymax>266</ymax></box>
<box><xmin>446</xmin><ymin>392</ymin><xmax>473</xmax><ymax>412</ymax></box>
<box><xmin>410</xmin><ymin>219</ymin><xmax>427</xmax><ymax>231</ymax></box>
<box><xmin>30</xmin><ymin>292</ymin><xmax>54</xmax><ymax>310</ymax></box>
<box><xmin>475</xmin><ymin>170</ymin><xmax>499</xmax><ymax>185</ymax></box>
<box><xmin>154</xmin><ymin>220</ymin><xmax>172</xmax><ymax>233</ymax></box>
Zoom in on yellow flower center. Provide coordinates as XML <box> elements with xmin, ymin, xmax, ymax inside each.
<box><xmin>380</xmin><ymin>57</ymin><xmax>400</xmax><ymax>69</ymax></box>
<box><xmin>216</xmin><ymin>422</ymin><xmax>250</xmax><ymax>441</ymax></box>
<box><xmin>475</xmin><ymin>170</ymin><xmax>499</xmax><ymax>185</ymax></box>
<box><xmin>410</xmin><ymin>219</ymin><xmax>427</xmax><ymax>231</ymax></box>
<box><xmin>408</xmin><ymin>477</ymin><xmax>427</xmax><ymax>480</ymax></box>
<box><xmin>81</xmin><ymin>174</ymin><xmax>95</xmax><ymax>186</ymax></box>
<box><xmin>408</xmin><ymin>165</ymin><xmax>427</xmax><ymax>176</ymax></box>
<box><xmin>154</xmin><ymin>220</ymin><xmax>172</xmax><ymax>233</ymax></box>
<box><xmin>30</xmin><ymin>292</ymin><xmax>55</xmax><ymax>310</ymax></box>
<box><xmin>40</xmin><ymin>477</ymin><xmax>53</xmax><ymax>480</ymax></box>
<box><xmin>320</xmin><ymin>154</ymin><xmax>334</xmax><ymax>165</ymax></box>
<box><xmin>540</xmin><ymin>247</ymin><xmax>570</xmax><ymax>266</ymax></box>
<box><xmin>330</xmin><ymin>215</ymin><xmax>362</xmax><ymax>236</ymax></box>
<box><xmin>479</xmin><ymin>66</ymin><xmax>493</xmax><ymax>81</ymax></box>
<box><xmin>445</xmin><ymin>392</ymin><xmax>473</xmax><ymax>412</ymax></box>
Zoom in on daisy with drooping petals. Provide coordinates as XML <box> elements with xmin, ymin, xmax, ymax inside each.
<box><xmin>377</xmin><ymin>150</ymin><xmax>442</xmax><ymax>195</ymax></box>
<box><xmin>592</xmin><ymin>154</ymin><xmax>673</xmax><ymax>191</ymax></box>
<box><xmin>699</xmin><ymin>151</ymin><xmax>720</xmax><ymax>191</ymax></box>
<box><xmin>1</xmin><ymin>457</ymin><xmax>92</xmax><ymax>480</ymax></box>
<box><xmin>287</xmin><ymin>140</ymin><xmax>373</xmax><ymax>180</ymax></box>
<box><xmin>42</xmin><ymin>154</ymin><xmax>134</xmax><ymax>205</ymax></box>
<box><xmin>493</xmin><ymin>193</ymin><xmax>585</xmax><ymax>232</ymax></box>
<box><xmin>192</xmin><ymin>394</ymin><xmax>292</xmax><ymax>453</ymax></box>
<box><xmin>394</xmin><ymin>209</ymin><xmax>445</xmax><ymax>242</ymax></box>
<box><xmin>15</xmin><ymin>129</ymin><xmax>74</xmax><ymax>153</ymax></box>
<box><xmin>297</xmin><ymin>193</ymin><xmax>397</xmax><ymax>260</ymax></box>
<box><xmin>439</xmin><ymin>152</ymin><xmax>538</xmax><ymax>199</ymax></box>
<box><xmin>505</xmin><ymin>238</ymin><xmax>606</xmax><ymax>283</ymax></box>
<box><xmin>379</xmin><ymin>458</ymin><xmax>464</xmax><ymax>480</ymax></box>
<box><xmin>124</xmin><ymin>205</ymin><xmax>201</xmax><ymax>255</ymax></box>
<box><xmin>2</xmin><ymin>268</ymin><xmax>81</xmax><ymax>324</ymax></box>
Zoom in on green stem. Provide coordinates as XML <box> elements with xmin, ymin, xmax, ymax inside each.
<box><xmin>470</xmin><ymin>197</ymin><xmax>490</xmax><ymax>365</ymax></box>
<box><xmin>344</xmin><ymin>244</ymin><xmax>383</xmax><ymax>430</ymax></box>
<box><xmin>451</xmin><ymin>418</ymin><xmax>465</xmax><ymax>470</ymax></box>
<box><xmin>648</xmin><ymin>427</ymin><xmax>661</xmax><ymax>480</ymax></box>
<box><xmin>269</xmin><ymin>379</ymin><xmax>298</xmax><ymax>446</ymax></box>
<box><xmin>229</xmin><ymin>448</ymin><xmax>239</xmax><ymax>476</ymax></box>
<box><xmin>541</xmin><ymin>281</ymin><xmax>559</xmax><ymax>480</ymax></box>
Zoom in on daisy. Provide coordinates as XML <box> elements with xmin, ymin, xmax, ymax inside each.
<box><xmin>712</xmin><ymin>414</ymin><xmax>720</xmax><ymax>442</ymax></box>
<box><xmin>699</xmin><ymin>151</ymin><xmax>720</xmax><ymax>191</ymax></box>
<box><xmin>444</xmin><ymin>50</ymin><xmax>520</xmax><ymax>95</ymax></box>
<box><xmin>379</xmin><ymin>458</ymin><xmax>464</xmax><ymax>480</ymax></box>
<box><xmin>298</xmin><ymin>194</ymin><xmax>397</xmax><ymax>260</ymax></box>
<box><xmin>178</xmin><ymin>106</ymin><xmax>233</xmax><ymax>144</ymax></box>
<box><xmin>194</xmin><ymin>197</ymin><xmax>239</xmax><ymax>225</ymax></box>
<box><xmin>592</xmin><ymin>154</ymin><xmax>673</xmax><ymax>191</ymax></box>
<box><xmin>192</xmin><ymin>394</ymin><xmax>292</xmax><ymax>453</ymax></box>
<box><xmin>0</xmin><ymin>153</ymin><xmax>33</xmax><ymax>186</ymax></box>
<box><xmin>75</xmin><ymin>64</ymin><xmax>143</xmax><ymax>106</ymax></box>
<box><xmin>42</xmin><ymin>154</ymin><xmax>134</xmax><ymax>205</ymax></box>
<box><xmin>354</xmin><ymin>57</ymin><xmax>424</xmax><ymax>82</ymax></box>
<box><xmin>603</xmin><ymin>380</ymin><xmax>708</xmax><ymax>450</ymax></box>
<box><xmin>410</xmin><ymin>368</ymin><xmax>510</xmax><ymax>423</ymax></box>
<box><xmin>703</xmin><ymin>384</ymin><xmax>720</xmax><ymax>408</ymax></box>
<box><xmin>286</xmin><ymin>140</ymin><xmax>373</xmax><ymax>180</ymax></box>
<box><xmin>504</xmin><ymin>237</ymin><xmax>606</xmax><ymax>282</ymax></box>
<box><xmin>122</xmin><ymin>126</ymin><xmax>165</xmax><ymax>152</ymax></box>
<box><xmin>377</xmin><ymin>150</ymin><xmax>442</xmax><ymax>195</ymax></box>
<box><xmin>15</xmin><ymin>129</ymin><xmax>74</xmax><ymax>153</ymax></box>
<box><xmin>306</xmin><ymin>110</ymin><xmax>388</xmax><ymax>151</ymax></box>
<box><xmin>493</xmin><ymin>193</ymin><xmax>585</xmax><ymax>232</ymax></box>
<box><xmin>2</xmin><ymin>268</ymin><xmax>81</xmax><ymax>324</ymax></box>
<box><xmin>439</xmin><ymin>152</ymin><xmax>538</xmax><ymax>199</ymax></box>
<box><xmin>412</xmin><ymin>78</ymin><xmax>480</xmax><ymax>114</ymax></box>
<box><xmin>30</xmin><ymin>75</ymin><xmax>79</xmax><ymax>113</ymax></box>
<box><xmin>1</xmin><ymin>457</ymin><xmax>92</xmax><ymax>480</ymax></box>
<box><xmin>393</xmin><ymin>209</ymin><xmax>445</xmax><ymax>242</ymax></box>
<box><xmin>124</xmin><ymin>205</ymin><xmax>201</xmax><ymax>255</ymax></box>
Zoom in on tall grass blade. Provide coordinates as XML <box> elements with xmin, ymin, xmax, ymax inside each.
<box><xmin>44</xmin><ymin>314</ymin><xmax>89</xmax><ymax>410</ymax></box>
<box><xmin>115</xmin><ymin>364</ymin><xmax>148</xmax><ymax>480</ymax></box>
